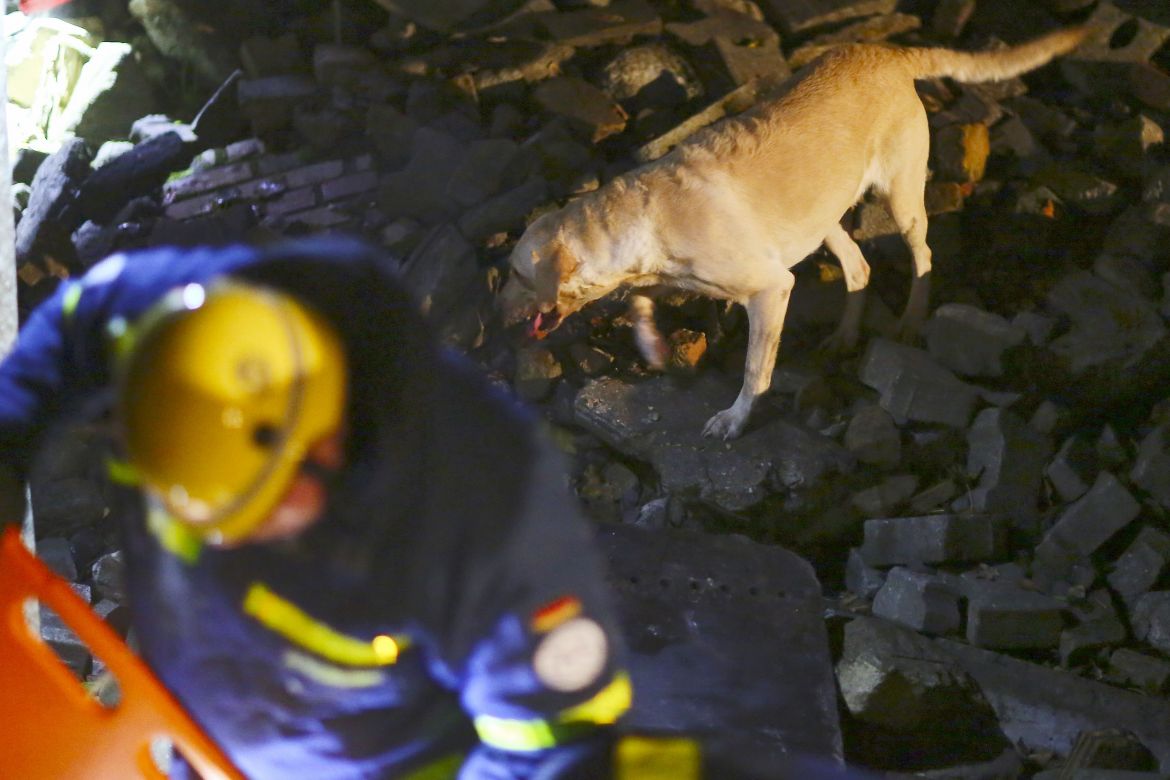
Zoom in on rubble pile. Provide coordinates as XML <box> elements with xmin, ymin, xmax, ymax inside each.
<box><xmin>13</xmin><ymin>0</ymin><xmax>1170</xmax><ymax>775</ymax></box>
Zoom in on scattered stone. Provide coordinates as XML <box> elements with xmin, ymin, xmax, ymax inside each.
<box><xmin>851</xmin><ymin>474</ymin><xmax>918</xmax><ymax>517</ymax></box>
<box><xmin>1035</xmin><ymin>472</ymin><xmax>1142</xmax><ymax>579</ymax></box>
<box><xmin>39</xmin><ymin>607</ymin><xmax>90</xmax><ymax>678</ymax></box>
<box><xmin>76</xmin><ymin>132</ymin><xmax>191</xmax><ymax>225</ymax></box>
<box><xmin>1060</xmin><ymin>592</ymin><xmax>1127</xmax><ymax>666</ymax></box>
<box><xmin>1108</xmin><ymin>527</ymin><xmax>1170</xmax><ymax>607</ymax></box>
<box><xmin>237</xmin><ymin>75</ymin><xmax>320</xmax><ymax>135</ymax></box>
<box><xmin>1034</xmin><ymin>166</ymin><xmax>1124</xmax><ymax>217</ymax></box>
<box><xmin>191</xmin><ymin>70</ymin><xmax>249</xmax><ymax>149</ymax></box>
<box><xmin>836</xmin><ymin>617</ymin><xmax>1008</xmax><ymax>767</ymax></box>
<box><xmin>762</xmin><ymin>0</ymin><xmax>897</xmax><ymax>35</ymax></box>
<box><xmin>1060</xmin><ymin>727</ymin><xmax>1162</xmax><ymax>775</ymax></box>
<box><xmin>1045</xmin><ymin>271</ymin><xmax>1166</xmax><ymax>376</ymax></box>
<box><xmin>37</xmin><ymin>537</ymin><xmax>77</xmax><ymax>581</ymax></box>
<box><xmin>964</xmin><ymin>580</ymin><xmax>1064</xmax><ymax>650</ymax></box>
<box><xmin>844</xmin><ymin>405</ymin><xmax>901</xmax><ymax>468</ymax></box>
<box><xmin>569</xmin><ymin>343</ymin><xmax>616</xmax><ymax>375</ymax></box>
<box><xmin>535</xmin><ymin>0</ymin><xmax>663</xmax><ymax>48</ymax></box>
<box><xmin>872</xmin><ymin>567</ymin><xmax>962</xmax><ymax>635</ymax></box>
<box><xmin>908</xmin><ymin>479</ymin><xmax>958</xmax><ymax>515</ymax></box>
<box><xmin>1094</xmin><ymin>115</ymin><xmax>1165</xmax><ymax>180</ymax></box>
<box><xmin>51</xmin><ymin>41</ymin><xmax>157</xmax><ymax>143</ymax></box>
<box><xmin>667</xmin><ymin>329</ymin><xmax>707</xmax><ymax>371</ymax></box>
<box><xmin>129</xmin><ymin>0</ymin><xmax>241</xmax><ymax>84</ymax></box>
<box><xmin>938</xmin><ymin>637</ymin><xmax>1170</xmax><ymax>764</ymax></box>
<box><xmin>532</xmin><ymin>77</ymin><xmax>628</xmax><ymax>143</ymax></box>
<box><xmin>574</xmin><ymin>374</ymin><xmax>853</xmax><ymax>515</ymax></box>
<box><xmin>960</xmin><ymin>408</ymin><xmax>1052</xmax><ymax>532</ymax></box>
<box><xmin>1109</xmin><ymin>648</ymin><xmax>1170</xmax><ymax>694</ymax></box>
<box><xmin>15</xmin><ymin>138</ymin><xmax>91</xmax><ymax>274</ymax></box>
<box><xmin>846</xmin><ymin>547</ymin><xmax>886</xmax><ymax>599</ymax></box>
<box><xmin>513</xmin><ymin>346</ymin><xmax>563</xmax><ymax>402</ymax></box>
<box><xmin>1132</xmin><ymin>591</ymin><xmax>1170</xmax><ymax>655</ymax></box>
<box><xmin>91</xmin><ymin>550</ymin><xmax>126</xmax><ymax>604</ymax></box>
<box><xmin>860</xmin><ymin>514</ymin><xmax>1007</xmax><ymax>567</ymax></box>
<box><xmin>1131</xmin><ymin>423</ymin><xmax>1170</xmax><ymax>509</ymax></box>
<box><xmin>858</xmin><ymin>338</ymin><xmax>980</xmax><ymax>428</ymax></box>
<box><xmin>930</xmin><ymin>0</ymin><xmax>975</xmax><ymax>40</ymax></box>
<box><xmin>924</xmin><ymin>303</ymin><xmax>1025</xmax><ymax>378</ymax></box>
<box><xmin>458</xmin><ymin>178</ymin><xmax>550</xmax><ymax>243</ymax></box>
<box><xmin>399</xmin><ymin>223</ymin><xmax>479</xmax><ymax>325</ymax></box>
<box><xmin>787</xmin><ymin>12</ymin><xmax>920</xmax><ymax>69</ymax></box>
<box><xmin>599</xmin><ymin>42</ymin><xmax>703</xmax><ymax>107</ymax></box>
<box><xmin>1047</xmin><ymin>435</ymin><xmax>1099</xmax><ymax>504</ymax></box>
<box><xmin>599</xmin><ymin>522</ymin><xmax>842</xmax><ymax>760</ymax></box>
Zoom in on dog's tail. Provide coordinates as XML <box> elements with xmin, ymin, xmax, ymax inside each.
<box><xmin>907</xmin><ymin>25</ymin><xmax>1089</xmax><ymax>83</ymax></box>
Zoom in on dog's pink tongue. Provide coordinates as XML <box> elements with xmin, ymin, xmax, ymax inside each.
<box><xmin>527</xmin><ymin>312</ymin><xmax>544</xmax><ymax>339</ymax></box>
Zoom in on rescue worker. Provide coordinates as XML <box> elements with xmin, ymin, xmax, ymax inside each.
<box><xmin>0</xmin><ymin>237</ymin><xmax>632</xmax><ymax>779</ymax></box>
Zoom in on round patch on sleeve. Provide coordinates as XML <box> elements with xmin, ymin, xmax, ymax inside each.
<box><xmin>532</xmin><ymin>617</ymin><xmax>609</xmax><ymax>693</ymax></box>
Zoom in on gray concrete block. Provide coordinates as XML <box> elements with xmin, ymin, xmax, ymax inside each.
<box><xmin>1132</xmin><ymin>591</ymin><xmax>1170</xmax><ymax>655</ymax></box>
<box><xmin>965</xmin><ymin>580</ymin><xmax>1065</xmax><ymax>650</ymax></box>
<box><xmin>1132</xmin><ymin>423</ymin><xmax>1170</xmax><ymax>510</ymax></box>
<box><xmin>846</xmin><ymin>548</ymin><xmax>886</xmax><ymax>599</ymax></box>
<box><xmin>1035</xmin><ymin>472</ymin><xmax>1142</xmax><ymax>575</ymax></box>
<box><xmin>861</xmin><ymin>514</ymin><xmax>1007</xmax><ymax>567</ymax></box>
<box><xmin>36</xmin><ymin>537</ymin><xmax>77</xmax><ymax>582</ymax></box>
<box><xmin>761</xmin><ymin>0</ymin><xmax>897</xmax><ymax>35</ymax></box>
<box><xmin>1108</xmin><ymin>527</ymin><xmax>1170</xmax><ymax>606</ymax></box>
<box><xmin>1109</xmin><ymin>648</ymin><xmax>1170</xmax><ymax>694</ymax></box>
<box><xmin>90</xmin><ymin>550</ymin><xmax>126</xmax><ymax>605</ymax></box>
<box><xmin>575</xmin><ymin>374</ymin><xmax>853</xmax><ymax>516</ymax></box>
<box><xmin>858</xmin><ymin>338</ymin><xmax>980</xmax><ymax>428</ymax></box>
<box><xmin>936</xmin><ymin>638</ymin><xmax>1170</xmax><ymax>765</ymax></box>
<box><xmin>924</xmin><ymin>303</ymin><xmax>1026</xmax><ymax>378</ymax></box>
<box><xmin>851</xmin><ymin>474</ymin><xmax>918</xmax><ymax>517</ymax></box>
<box><xmin>872</xmin><ymin>567</ymin><xmax>962</xmax><ymax>635</ymax></box>
<box><xmin>1047</xmin><ymin>435</ymin><xmax>1099</xmax><ymax>504</ymax></box>
<box><xmin>1060</xmin><ymin>610</ymin><xmax>1127</xmax><ymax>668</ymax></box>
<box><xmin>844</xmin><ymin>404</ymin><xmax>901</xmax><ymax>468</ymax></box>
<box><xmin>963</xmin><ymin>408</ymin><xmax>1052</xmax><ymax>532</ymax></box>
<box><xmin>836</xmin><ymin>617</ymin><xmax>1008</xmax><ymax>762</ymax></box>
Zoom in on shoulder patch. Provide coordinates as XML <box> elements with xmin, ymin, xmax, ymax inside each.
<box><xmin>533</xmin><ymin>617</ymin><xmax>608</xmax><ymax>693</ymax></box>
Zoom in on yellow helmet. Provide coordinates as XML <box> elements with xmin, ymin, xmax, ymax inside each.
<box><xmin>115</xmin><ymin>280</ymin><xmax>347</xmax><ymax>546</ymax></box>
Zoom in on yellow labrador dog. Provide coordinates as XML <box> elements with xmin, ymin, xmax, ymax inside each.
<box><xmin>499</xmin><ymin>27</ymin><xmax>1087</xmax><ymax>440</ymax></box>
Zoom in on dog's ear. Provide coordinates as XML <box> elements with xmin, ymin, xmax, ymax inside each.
<box><xmin>534</xmin><ymin>240</ymin><xmax>578</xmax><ymax>305</ymax></box>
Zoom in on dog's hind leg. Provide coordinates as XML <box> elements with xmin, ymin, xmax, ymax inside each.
<box><xmin>885</xmin><ymin>125</ymin><xmax>933</xmax><ymax>342</ymax></box>
<box><xmin>629</xmin><ymin>293</ymin><xmax>669</xmax><ymax>370</ymax></box>
<box><xmin>820</xmin><ymin>222</ymin><xmax>871</xmax><ymax>352</ymax></box>
<box><xmin>702</xmin><ymin>269</ymin><xmax>795</xmax><ymax>440</ymax></box>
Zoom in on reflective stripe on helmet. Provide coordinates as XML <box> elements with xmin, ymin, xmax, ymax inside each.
<box><xmin>473</xmin><ymin>671</ymin><xmax>632</xmax><ymax>752</ymax></box>
<box><xmin>242</xmin><ymin>582</ymin><xmax>409</xmax><ymax>667</ymax></box>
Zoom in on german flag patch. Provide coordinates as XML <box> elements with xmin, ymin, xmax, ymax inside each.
<box><xmin>531</xmin><ymin>595</ymin><xmax>582</xmax><ymax>634</ymax></box>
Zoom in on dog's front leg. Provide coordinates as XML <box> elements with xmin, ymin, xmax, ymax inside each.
<box><xmin>629</xmin><ymin>293</ymin><xmax>669</xmax><ymax>370</ymax></box>
<box><xmin>702</xmin><ymin>272</ymin><xmax>795</xmax><ymax>440</ymax></box>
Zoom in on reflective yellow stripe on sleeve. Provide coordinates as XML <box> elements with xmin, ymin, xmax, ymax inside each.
<box><xmin>61</xmin><ymin>283</ymin><xmax>83</xmax><ymax>321</ymax></box>
<box><xmin>474</xmin><ymin>671</ymin><xmax>633</xmax><ymax>752</ymax></box>
<box><xmin>243</xmin><ymin>582</ymin><xmax>410</xmax><ymax>667</ymax></box>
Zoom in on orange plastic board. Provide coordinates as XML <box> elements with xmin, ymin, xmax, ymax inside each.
<box><xmin>0</xmin><ymin>526</ymin><xmax>244</xmax><ymax>779</ymax></box>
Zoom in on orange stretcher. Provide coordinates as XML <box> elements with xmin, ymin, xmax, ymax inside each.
<box><xmin>0</xmin><ymin>525</ymin><xmax>244</xmax><ymax>779</ymax></box>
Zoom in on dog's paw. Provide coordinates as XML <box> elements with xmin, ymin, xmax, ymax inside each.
<box><xmin>893</xmin><ymin>318</ymin><xmax>923</xmax><ymax>344</ymax></box>
<box><xmin>702</xmin><ymin>408</ymin><xmax>746</xmax><ymax>440</ymax></box>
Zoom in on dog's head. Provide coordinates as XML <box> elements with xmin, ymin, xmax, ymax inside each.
<box><xmin>499</xmin><ymin>214</ymin><xmax>581</xmax><ymax>339</ymax></box>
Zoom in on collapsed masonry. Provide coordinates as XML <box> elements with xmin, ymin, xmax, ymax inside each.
<box><xmin>12</xmin><ymin>0</ymin><xmax>1170</xmax><ymax>776</ymax></box>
